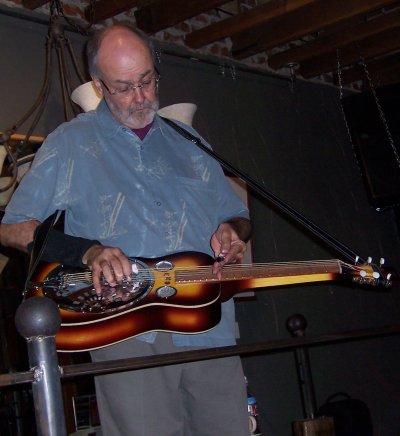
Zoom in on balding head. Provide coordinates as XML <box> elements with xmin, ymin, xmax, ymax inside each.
<box><xmin>87</xmin><ymin>24</ymin><xmax>160</xmax><ymax>129</ymax></box>
<box><xmin>87</xmin><ymin>24</ymin><xmax>155</xmax><ymax>78</ymax></box>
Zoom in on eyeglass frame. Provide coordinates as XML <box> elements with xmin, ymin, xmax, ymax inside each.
<box><xmin>99</xmin><ymin>72</ymin><xmax>161</xmax><ymax>96</ymax></box>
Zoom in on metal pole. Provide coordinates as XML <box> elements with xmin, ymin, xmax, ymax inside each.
<box><xmin>287</xmin><ymin>314</ymin><xmax>318</xmax><ymax>419</ymax></box>
<box><xmin>15</xmin><ymin>296</ymin><xmax>66</xmax><ymax>436</ymax></box>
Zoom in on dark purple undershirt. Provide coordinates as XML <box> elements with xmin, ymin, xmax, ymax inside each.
<box><xmin>131</xmin><ymin>121</ymin><xmax>154</xmax><ymax>140</ymax></box>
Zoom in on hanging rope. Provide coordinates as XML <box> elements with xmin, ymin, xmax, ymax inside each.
<box><xmin>359</xmin><ymin>55</ymin><xmax>400</xmax><ymax>169</ymax></box>
<box><xmin>51</xmin><ymin>0</ymin><xmax>97</xmax><ymax>36</ymax></box>
<box><xmin>0</xmin><ymin>0</ymin><xmax>96</xmax><ymax>194</ymax></box>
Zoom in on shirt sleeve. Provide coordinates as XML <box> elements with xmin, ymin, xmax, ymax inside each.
<box><xmin>2</xmin><ymin>129</ymin><xmax>65</xmax><ymax>224</ymax></box>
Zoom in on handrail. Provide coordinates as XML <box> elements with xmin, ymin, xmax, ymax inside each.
<box><xmin>2</xmin><ymin>323</ymin><xmax>400</xmax><ymax>387</ymax></box>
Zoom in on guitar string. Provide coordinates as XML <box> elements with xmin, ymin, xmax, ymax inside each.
<box><xmin>57</xmin><ymin>259</ymin><xmax>369</xmax><ymax>285</ymax></box>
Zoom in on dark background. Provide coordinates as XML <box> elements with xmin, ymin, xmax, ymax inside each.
<box><xmin>0</xmin><ymin>5</ymin><xmax>399</xmax><ymax>435</ymax></box>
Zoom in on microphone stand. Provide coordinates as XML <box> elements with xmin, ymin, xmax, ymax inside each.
<box><xmin>162</xmin><ymin>117</ymin><xmax>366</xmax><ymax>265</ymax></box>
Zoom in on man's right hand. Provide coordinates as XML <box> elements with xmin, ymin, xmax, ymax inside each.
<box><xmin>82</xmin><ymin>245</ymin><xmax>133</xmax><ymax>295</ymax></box>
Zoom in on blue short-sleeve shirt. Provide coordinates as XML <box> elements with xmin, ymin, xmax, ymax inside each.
<box><xmin>3</xmin><ymin>100</ymin><xmax>249</xmax><ymax>347</ymax></box>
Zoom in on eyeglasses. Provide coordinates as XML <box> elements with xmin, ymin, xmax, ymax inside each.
<box><xmin>100</xmin><ymin>75</ymin><xmax>160</xmax><ymax>97</ymax></box>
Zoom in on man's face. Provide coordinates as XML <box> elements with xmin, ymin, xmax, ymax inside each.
<box><xmin>93</xmin><ymin>31</ymin><xmax>160</xmax><ymax>129</ymax></box>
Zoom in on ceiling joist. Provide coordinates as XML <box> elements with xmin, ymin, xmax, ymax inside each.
<box><xmin>185</xmin><ymin>0</ymin><xmax>314</xmax><ymax>49</ymax></box>
<box><xmin>12</xmin><ymin>0</ymin><xmax>400</xmax><ymax>89</ymax></box>
<box><xmin>268</xmin><ymin>7</ymin><xmax>400</xmax><ymax>70</ymax></box>
<box><xmin>135</xmin><ymin>0</ymin><xmax>228</xmax><ymax>35</ymax></box>
<box><xmin>21</xmin><ymin>0</ymin><xmax>49</xmax><ymax>9</ymax></box>
<box><xmin>300</xmin><ymin>26</ymin><xmax>400</xmax><ymax>78</ymax></box>
<box><xmin>87</xmin><ymin>0</ymin><xmax>144</xmax><ymax>24</ymax></box>
<box><xmin>231</xmin><ymin>0</ymin><xmax>398</xmax><ymax>59</ymax></box>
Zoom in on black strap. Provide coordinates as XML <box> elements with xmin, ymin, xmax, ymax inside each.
<box><xmin>25</xmin><ymin>211</ymin><xmax>60</xmax><ymax>289</ymax></box>
<box><xmin>25</xmin><ymin>211</ymin><xmax>100</xmax><ymax>290</ymax></box>
<box><xmin>162</xmin><ymin>116</ymin><xmax>365</xmax><ymax>264</ymax></box>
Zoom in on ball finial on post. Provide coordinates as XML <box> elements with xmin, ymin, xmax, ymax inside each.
<box><xmin>15</xmin><ymin>296</ymin><xmax>61</xmax><ymax>339</ymax></box>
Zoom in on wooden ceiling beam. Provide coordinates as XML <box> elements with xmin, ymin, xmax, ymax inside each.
<box><xmin>268</xmin><ymin>8</ymin><xmax>400</xmax><ymax>70</ymax></box>
<box><xmin>231</xmin><ymin>0</ymin><xmax>398</xmax><ymax>60</ymax></box>
<box><xmin>337</xmin><ymin>53</ymin><xmax>400</xmax><ymax>85</ymax></box>
<box><xmin>135</xmin><ymin>0</ymin><xmax>228</xmax><ymax>34</ymax></box>
<box><xmin>86</xmin><ymin>0</ymin><xmax>144</xmax><ymax>24</ymax></box>
<box><xmin>185</xmin><ymin>0</ymin><xmax>315</xmax><ymax>49</ymax></box>
<box><xmin>21</xmin><ymin>0</ymin><xmax>49</xmax><ymax>8</ymax></box>
<box><xmin>299</xmin><ymin>27</ymin><xmax>400</xmax><ymax>79</ymax></box>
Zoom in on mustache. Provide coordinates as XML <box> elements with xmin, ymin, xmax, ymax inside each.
<box><xmin>129</xmin><ymin>101</ymin><xmax>158</xmax><ymax>114</ymax></box>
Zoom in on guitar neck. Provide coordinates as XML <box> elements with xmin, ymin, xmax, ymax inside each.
<box><xmin>175</xmin><ymin>259</ymin><xmax>344</xmax><ymax>301</ymax></box>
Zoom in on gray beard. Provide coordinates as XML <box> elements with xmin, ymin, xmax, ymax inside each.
<box><xmin>107</xmin><ymin>98</ymin><xmax>160</xmax><ymax>129</ymax></box>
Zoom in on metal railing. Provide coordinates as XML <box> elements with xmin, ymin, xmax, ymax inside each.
<box><xmin>1</xmin><ymin>296</ymin><xmax>400</xmax><ymax>436</ymax></box>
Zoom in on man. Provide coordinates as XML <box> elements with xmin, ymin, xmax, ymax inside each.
<box><xmin>0</xmin><ymin>24</ymin><xmax>252</xmax><ymax>435</ymax></box>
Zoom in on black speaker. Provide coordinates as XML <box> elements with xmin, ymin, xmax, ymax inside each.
<box><xmin>341</xmin><ymin>83</ymin><xmax>400</xmax><ymax>210</ymax></box>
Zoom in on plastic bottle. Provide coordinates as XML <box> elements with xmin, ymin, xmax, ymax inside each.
<box><xmin>246</xmin><ymin>377</ymin><xmax>261</xmax><ymax>435</ymax></box>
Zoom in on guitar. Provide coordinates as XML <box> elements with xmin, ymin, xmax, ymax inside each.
<box><xmin>25</xmin><ymin>251</ymin><xmax>393</xmax><ymax>352</ymax></box>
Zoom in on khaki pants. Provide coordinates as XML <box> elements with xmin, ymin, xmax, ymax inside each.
<box><xmin>91</xmin><ymin>333</ymin><xmax>250</xmax><ymax>436</ymax></box>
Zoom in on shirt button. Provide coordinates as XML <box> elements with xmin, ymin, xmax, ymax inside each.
<box><xmin>154</xmin><ymin>201</ymin><xmax>162</xmax><ymax>206</ymax></box>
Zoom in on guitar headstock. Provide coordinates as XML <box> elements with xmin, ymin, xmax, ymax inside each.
<box><xmin>348</xmin><ymin>257</ymin><xmax>396</xmax><ymax>288</ymax></box>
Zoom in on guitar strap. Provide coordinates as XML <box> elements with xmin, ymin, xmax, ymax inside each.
<box><xmin>25</xmin><ymin>210</ymin><xmax>62</xmax><ymax>290</ymax></box>
<box><xmin>161</xmin><ymin>116</ymin><xmax>364</xmax><ymax>265</ymax></box>
<box><xmin>25</xmin><ymin>210</ymin><xmax>101</xmax><ymax>292</ymax></box>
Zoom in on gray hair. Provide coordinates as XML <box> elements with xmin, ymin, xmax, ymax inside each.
<box><xmin>86</xmin><ymin>23</ymin><xmax>156</xmax><ymax>77</ymax></box>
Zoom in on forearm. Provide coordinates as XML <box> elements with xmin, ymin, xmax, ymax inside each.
<box><xmin>0</xmin><ymin>221</ymin><xmax>40</xmax><ymax>252</ymax></box>
<box><xmin>30</xmin><ymin>227</ymin><xmax>101</xmax><ymax>268</ymax></box>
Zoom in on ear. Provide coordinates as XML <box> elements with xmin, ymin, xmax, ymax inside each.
<box><xmin>92</xmin><ymin>78</ymin><xmax>104</xmax><ymax>96</ymax></box>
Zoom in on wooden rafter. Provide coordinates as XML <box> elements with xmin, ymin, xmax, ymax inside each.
<box><xmin>21</xmin><ymin>0</ymin><xmax>49</xmax><ymax>9</ymax></box>
<box><xmin>338</xmin><ymin>53</ymin><xmax>400</xmax><ymax>86</ymax></box>
<box><xmin>231</xmin><ymin>0</ymin><xmax>399</xmax><ymax>60</ymax></box>
<box><xmin>135</xmin><ymin>0</ymin><xmax>228</xmax><ymax>34</ymax></box>
<box><xmin>268</xmin><ymin>8</ymin><xmax>400</xmax><ymax>70</ymax></box>
<box><xmin>86</xmin><ymin>0</ymin><xmax>144</xmax><ymax>24</ymax></box>
<box><xmin>185</xmin><ymin>0</ymin><xmax>314</xmax><ymax>49</ymax></box>
<box><xmin>14</xmin><ymin>0</ymin><xmax>400</xmax><ymax>88</ymax></box>
<box><xmin>300</xmin><ymin>26</ymin><xmax>400</xmax><ymax>78</ymax></box>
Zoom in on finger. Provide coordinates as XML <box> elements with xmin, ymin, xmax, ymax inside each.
<box><xmin>121</xmin><ymin>256</ymin><xmax>134</xmax><ymax>280</ymax></box>
<box><xmin>230</xmin><ymin>240</ymin><xmax>247</xmax><ymax>261</ymax></box>
<box><xmin>213</xmin><ymin>240</ymin><xmax>246</xmax><ymax>274</ymax></box>
<box><xmin>218</xmin><ymin>231</ymin><xmax>233</xmax><ymax>256</ymax></box>
<box><xmin>212</xmin><ymin>259</ymin><xmax>224</xmax><ymax>279</ymax></box>
<box><xmin>102</xmin><ymin>247</ymin><xmax>132</xmax><ymax>279</ymax></box>
<box><xmin>107</xmin><ymin>258</ymin><xmax>126</xmax><ymax>283</ymax></box>
<box><xmin>91</xmin><ymin>267</ymin><xmax>103</xmax><ymax>296</ymax></box>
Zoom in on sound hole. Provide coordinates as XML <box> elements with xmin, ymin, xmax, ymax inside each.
<box><xmin>42</xmin><ymin>259</ymin><xmax>154</xmax><ymax>314</ymax></box>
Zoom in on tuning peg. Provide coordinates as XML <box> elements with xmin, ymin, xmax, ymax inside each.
<box><xmin>367</xmin><ymin>257</ymin><xmax>372</xmax><ymax>264</ymax></box>
<box><xmin>380</xmin><ymin>258</ymin><xmax>385</xmax><ymax>266</ymax></box>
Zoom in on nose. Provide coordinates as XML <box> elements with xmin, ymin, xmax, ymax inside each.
<box><xmin>131</xmin><ymin>86</ymin><xmax>146</xmax><ymax>104</ymax></box>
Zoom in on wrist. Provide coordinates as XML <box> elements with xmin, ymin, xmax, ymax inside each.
<box><xmin>223</xmin><ymin>217</ymin><xmax>252</xmax><ymax>242</ymax></box>
<box><xmin>82</xmin><ymin>244</ymin><xmax>102</xmax><ymax>266</ymax></box>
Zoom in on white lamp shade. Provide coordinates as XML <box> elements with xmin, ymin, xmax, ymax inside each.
<box><xmin>157</xmin><ymin>103</ymin><xmax>197</xmax><ymax>126</ymax></box>
<box><xmin>71</xmin><ymin>81</ymin><xmax>102</xmax><ymax>113</ymax></box>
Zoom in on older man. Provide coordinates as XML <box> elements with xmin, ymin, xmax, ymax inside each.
<box><xmin>1</xmin><ymin>24</ymin><xmax>252</xmax><ymax>435</ymax></box>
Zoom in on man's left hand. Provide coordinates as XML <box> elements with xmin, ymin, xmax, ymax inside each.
<box><xmin>210</xmin><ymin>222</ymin><xmax>247</xmax><ymax>278</ymax></box>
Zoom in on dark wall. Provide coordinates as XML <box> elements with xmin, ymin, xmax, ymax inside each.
<box><xmin>1</xmin><ymin>6</ymin><xmax>399</xmax><ymax>436</ymax></box>
<box><xmin>158</xmin><ymin>53</ymin><xmax>400</xmax><ymax>436</ymax></box>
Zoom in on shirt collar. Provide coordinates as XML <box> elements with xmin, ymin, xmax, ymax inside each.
<box><xmin>96</xmin><ymin>99</ymin><xmax>122</xmax><ymax>139</ymax></box>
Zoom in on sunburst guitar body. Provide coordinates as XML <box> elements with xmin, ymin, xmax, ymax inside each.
<box><xmin>25</xmin><ymin>251</ymin><xmax>392</xmax><ymax>352</ymax></box>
